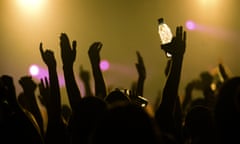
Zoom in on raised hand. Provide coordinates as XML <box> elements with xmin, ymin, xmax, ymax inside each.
<box><xmin>161</xmin><ymin>26</ymin><xmax>186</xmax><ymax>59</ymax></box>
<box><xmin>38</xmin><ymin>77</ymin><xmax>50</xmax><ymax>107</ymax></box>
<box><xmin>19</xmin><ymin>76</ymin><xmax>37</xmax><ymax>95</ymax></box>
<box><xmin>88</xmin><ymin>42</ymin><xmax>102</xmax><ymax>66</ymax></box>
<box><xmin>39</xmin><ymin>43</ymin><xmax>56</xmax><ymax>68</ymax></box>
<box><xmin>60</xmin><ymin>33</ymin><xmax>77</xmax><ymax>67</ymax></box>
<box><xmin>18</xmin><ymin>76</ymin><xmax>39</xmax><ymax>108</ymax></box>
<box><xmin>18</xmin><ymin>76</ymin><xmax>37</xmax><ymax>110</ymax></box>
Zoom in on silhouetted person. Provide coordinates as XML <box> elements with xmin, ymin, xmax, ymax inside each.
<box><xmin>183</xmin><ymin>105</ymin><xmax>216</xmax><ymax>144</ymax></box>
<box><xmin>155</xmin><ymin>26</ymin><xmax>186</xmax><ymax>144</ymax></box>
<box><xmin>68</xmin><ymin>96</ymin><xmax>107</xmax><ymax>144</ymax></box>
<box><xmin>60</xmin><ymin>33</ymin><xmax>108</xmax><ymax>144</ymax></box>
<box><xmin>18</xmin><ymin>75</ymin><xmax>45</xmax><ymax>137</ymax></box>
<box><xmin>0</xmin><ymin>75</ymin><xmax>44</xmax><ymax>144</ymax></box>
<box><xmin>90</xmin><ymin>102</ymin><xmax>163</xmax><ymax>144</ymax></box>
<box><xmin>40</xmin><ymin>42</ymin><xmax>68</xmax><ymax>144</ymax></box>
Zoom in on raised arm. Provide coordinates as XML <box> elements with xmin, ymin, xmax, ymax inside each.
<box><xmin>79</xmin><ymin>65</ymin><xmax>93</xmax><ymax>97</ymax></box>
<box><xmin>135</xmin><ymin>51</ymin><xmax>146</xmax><ymax>97</ymax></box>
<box><xmin>60</xmin><ymin>33</ymin><xmax>81</xmax><ymax>111</ymax></box>
<box><xmin>39</xmin><ymin>43</ymin><xmax>62</xmax><ymax>121</ymax></box>
<box><xmin>40</xmin><ymin>40</ymin><xmax>69</xmax><ymax>144</ymax></box>
<box><xmin>88</xmin><ymin>42</ymin><xmax>107</xmax><ymax>99</ymax></box>
<box><xmin>38</xmin><ymin>77</ymin><xmax>50</xmax><ymax>109</ymax></box>
<box><xmin>155</xmin><ymin>26</ymin><xmax>186</xmax><ymax>140</ymax></box>
<box><xmin>18</xmin><ymin>76</ymin><xmax>44</xmax><ymax>136</ymax></box>
<box><xmin>1</xmin><ymin>75</ymin><xmax>44</xmax><ymax>144</ymax></box>
<box><xmin>156</xmin><ymin>26</ymin><xmax>186</xmax><ymax>115</ymax></box>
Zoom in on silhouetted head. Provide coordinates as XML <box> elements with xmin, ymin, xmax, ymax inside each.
<box><xmin>184</xmin><ymin>105</ymin><xmax>216</xmax><ymax>138</ymax></box>
<box><xmin>90</xmin><ymin>102</ymin><xmax>163</xmax><ymax>144</ymax></box>
<box><xmin>199</xmin><ymin>71</ymin><xmax>214</xmax><ymax>90</ymax></box>
<box><xmin>68</xmin><ymin>96</ymin><xmax>107</xmax><ymax>144</ymax></box>
<box><xmin>104</xmin><ymin>88</ymin><xmax>131</xmax><ymax>106</ymax></box>
<box><xmin>183</xmin><ymin>105</ymin><xmax>217</xmax><ymax>144</ymax></box>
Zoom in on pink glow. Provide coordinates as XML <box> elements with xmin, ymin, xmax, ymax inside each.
<box><xmin>186</xmin><ymin>20</ymin><xmax>196</xmax><ymax>30</ymax></box>
<box><xmin>29</xmin><ymin>64</ymin><xmax>39</xmax><ymax>76</ymax></box>
<box><xmin>29</xmin><ymin>64</ymin><xmax>48</xmax><ymax>81</ymax></box>
<box><xmin>29</xmin><ymin>65</ymin><xmax>66</xmax><ymax>87</ymax></box>
<box><xmin>100</xmin><ymin>60</ymin><xmax>110</xmax><ymax>71</ymax></box>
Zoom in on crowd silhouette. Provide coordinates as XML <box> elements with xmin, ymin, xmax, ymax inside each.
<box><xmin>0</xmin><ymin>22</ymin><xmax>239</xmax><ymax>144</ymax></box>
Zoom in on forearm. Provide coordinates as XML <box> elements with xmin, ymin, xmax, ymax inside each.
<box><xmin>47</xmin><ymin>67</ymin><xmax>61</xmax><ymax>119</ymax></box>
<box><xmin>91</xmin><ymin>65</ymin><xmax>107</xmax><ymax>99</ymax></box>
<box><xmin>63</xmin><ymin>65</ymin><xmax>81</xmax><ymax>110</ymax></box>
<box><xmin>160</xmin><ymin>56</ymin><xmax>184</xmax><ymax>115</ymax></box>
<box><xmin>136</xmin><ymin>78</ymin><xmax>145</xmax><ymax>96</ymax></box>
<box><xmin>83</xmin><ymin>81</ymin><xmax>93</xmax><ymax>97</ymax></box>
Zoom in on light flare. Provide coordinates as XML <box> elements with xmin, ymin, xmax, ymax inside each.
<box><xmin>29</xmin><ymin>64</ymin><xmax>39</xmax><ymax>76</ymax></box>
<box><xmin>16</xmin><ymin>0</ymin><xmax>46</xmax><ymax>13</ymax></box>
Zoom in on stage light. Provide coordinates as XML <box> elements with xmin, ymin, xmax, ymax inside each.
<box><xmin>186</xmin><ymin>20</ymin><xmax>196</xmax><ymax>31</ymax></box>
<box><xmin>29</xmin><ymin>64</ymin><xmax>39</xmax><ymax>76</ymax></box>
<box><xmin>16</xmin><ymin>0</ymin><xmax>46</xmax><ymax>13</ymax></box>
<box><xmin>100</xmin><ymin>60</ymin><xmax>110</xmax><ymax>71</ymax></box>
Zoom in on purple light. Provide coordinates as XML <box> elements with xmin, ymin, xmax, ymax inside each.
<box><xmin>28</xmin><ymin>64</ymin><xmax>49</xmax><ymax>80</ymax></box>
<box><xmin>186</xmin><ymin>20</ymin><xmax>196</xmax><ymax>30</ymax></box>
<box><xmin>100</xmin><ymin>60</ymin><xmax>110</xmax><ymax>71</ymax></box>
<box><xmin>29</xmin><ymin>64</ymin><xmax>39</xmax><ymax>76</ymax></box>
<box><xmin>28</xmin><ymin>65</ymin><xmax>67</xmax><ymax>87</ymax></box>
